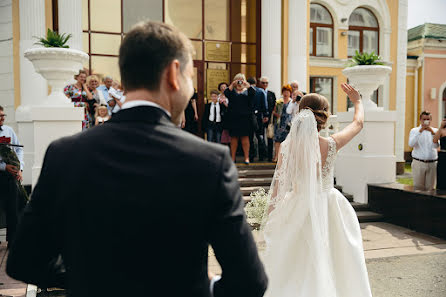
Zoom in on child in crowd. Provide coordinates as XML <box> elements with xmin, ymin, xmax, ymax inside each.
<box><xmin>202</xmin><ymin>90</ymin><xmax>225</xmax><ymax>143</ymax></box>
<box><xmin>95</xmin><ymin>105</ymin><xmax>111</xmax><ymax>125</ymax></box>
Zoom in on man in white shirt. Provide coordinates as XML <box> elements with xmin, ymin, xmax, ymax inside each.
<box><xmin>0</xmin><ymin>105</ymin><xmax>24</xmax><ymax>244</ymax></box>
<box><xmin>108</xmin><ymin>86</ymin><xmax>126</xmax><ymax>114</ymax></box>
<box><xmin>408</xmin><ymin>111</ymin><xmax>439</xmax><ymax>190</ymax></box>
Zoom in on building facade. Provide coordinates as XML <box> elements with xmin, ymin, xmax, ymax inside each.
<box><xmin>405</xmin><ymin>23</ymin><xmax>446</xmax><ymax>159</ymax></box>
<box><xmin>0</xmin><ymin>0</ymin><xmax>409</xmax><ymax>184</ymax></box>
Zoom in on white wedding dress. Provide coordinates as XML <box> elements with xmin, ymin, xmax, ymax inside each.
<box><xmin>262</xmin><ymin>109</ymin><xmax>372</xmax><ymax>297</ymax></box>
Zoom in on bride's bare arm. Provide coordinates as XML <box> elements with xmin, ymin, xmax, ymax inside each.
<box><xmin>331</xmin><ymin>83</ymin><xmax>364</xmax><ymax>150</ymax></box>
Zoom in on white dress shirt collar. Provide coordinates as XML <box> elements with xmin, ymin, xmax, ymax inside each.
<box><xmin>121</xmin><ymin>100</ymin><xmax>171</xmax><ymax>118</ymax></box>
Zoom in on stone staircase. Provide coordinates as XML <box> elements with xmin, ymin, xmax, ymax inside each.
<box><xmin>237</xmin><ymin>163</ymin><xmax>384</xmax><ymax>223</ymax></box>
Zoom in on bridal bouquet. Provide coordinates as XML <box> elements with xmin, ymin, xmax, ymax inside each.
<box><xmin>244</xmin><ymin>188</ymin><xmax>269</xmax><ymax>229</ymax></box>
<box><xmin>0</xmin><ymin>144</ymin><xmax>29</xmax><ymax>202</ymax></box>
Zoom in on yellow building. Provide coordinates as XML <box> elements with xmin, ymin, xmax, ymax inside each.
<box><xmin>405</xmin><ymin>23</ymin><xmax>446</xmax><ymax>160</ymax></box>
<box><xmin>1</xmin><ymin>0</ymin><xmax>409</xmax><ymax>180</ymax></box>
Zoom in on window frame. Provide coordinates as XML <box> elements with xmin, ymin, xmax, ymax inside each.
<box><xmin>309</xmin><ymin>3</ymin><xmax>334</xmax><ymax>58</ymax></box>
<box><xmin>309</xmin><ymin>76</ymin><xmax>334</xmax><ymax>114</ymax></box>
<box><xmin>348</xmin><ymin>7</ymin><xmax>380</xmax><ymax>58</ymax></box>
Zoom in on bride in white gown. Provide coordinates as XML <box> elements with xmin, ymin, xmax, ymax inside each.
<box><xmin>262</xmin><ymin>83</ymin><xmax>372</xmax><ymax>297</ymax></box>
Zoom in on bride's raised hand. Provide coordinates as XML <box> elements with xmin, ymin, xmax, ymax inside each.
<box><xmin>341</xmin><ymin>83</ymin><xmax>361</xmax><ymax>104</ymax></box>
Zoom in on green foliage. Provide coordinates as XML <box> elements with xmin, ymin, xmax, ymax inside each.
<box><xmin>396</xmin><ymin>177</ymin><xmax>413</xmax><ymax>186</ymax></box>
<box><xmin>34</xmin><ymin>28</ymin><xmax>72</xmax><ymax>48</ymax></box>
<box><xmin>348</xmin><ymin>50</ymin><xmax>384</xmax><ymax>67</ymax></box>
<box><xmin>0</xmin><ymin>145</ymin><xmax>29</xmax><ymax>201</ymax></box>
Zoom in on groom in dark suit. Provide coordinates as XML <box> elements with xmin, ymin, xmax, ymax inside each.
<box><xmin>6</xmin><ymin>21</ymin><xmax>267</xmax><ymax>297</ymax></box>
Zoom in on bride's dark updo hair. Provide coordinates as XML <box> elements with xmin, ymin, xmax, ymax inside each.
<box><xmin>299</xmin><ymin>93</ymin><xmax>330</xmax><ymax>131</ymax></box>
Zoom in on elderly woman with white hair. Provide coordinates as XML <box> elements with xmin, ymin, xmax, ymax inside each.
<box><xmin>224</xmin><ymin>73</ymin><xmax>256</xmax><ymax>164</ymax></box>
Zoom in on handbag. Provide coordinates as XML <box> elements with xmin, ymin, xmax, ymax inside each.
<box><xmin>267</xmin><ymin>116</ymin><xmax>274</xmax><ymax>139</ymax></box>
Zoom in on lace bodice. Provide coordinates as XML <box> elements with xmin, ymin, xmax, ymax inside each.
<box><xmin>321</xmin><ymin>137</ymin><xmax>337</xmax><ymax>191</ymax></box>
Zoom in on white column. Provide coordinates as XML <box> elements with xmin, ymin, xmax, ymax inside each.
<box><xmin>261</xmin><ymin>0</ymin><xmax>281</xmax><ymax>97</ymax></box>
<box><xmin>16</xmin><ymin>0</ymin><xmax>47</xmax><ymax>185</ymax></box>
<box><xmin>395</xmin><ymin>0</ymin><xmax>408</xmax><ymax>163</ymax></box>
<box><xmin>288</xmin><ymin>0</ymin><xmax>308</xmax><ymax>92</ymax></box>
<box><xmin>18</xmin><ymin>0</ymin><xmax>47</xmax><ymax>108</ymax></box>
<box><xmin>58</xmin><ymin>0</ymin><xmax>83</xmax><ymax>50</ymax></box>
<box><xmin>0</xmin><ymin>0</ymin><xmax>16</xmax><ymax>130</ymax></box>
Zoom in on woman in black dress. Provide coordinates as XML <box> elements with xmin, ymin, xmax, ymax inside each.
<box><xmin>183</xmin><ymin>90</ymin><xmax>199</xmax><ymax>134</ymax></box>
<box><xmin>224</xmin><ymin>73</ymin><xmax>255</xmax><ymax>164</ymax></box>
<box><xmin>434</xmin><ymin>117</ymin><xmax>446</xmax><ymax>190</ymax></box>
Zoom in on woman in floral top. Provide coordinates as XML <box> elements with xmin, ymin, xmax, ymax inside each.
<box><xmin>272</xmin><ymin>84</ymin><xmax>293</xmax><ymax>162</ymax></box>
<box><xmin>64</xmin><ymin>70</ymin><xmax>93</xmax><ymax>130</ymax></box>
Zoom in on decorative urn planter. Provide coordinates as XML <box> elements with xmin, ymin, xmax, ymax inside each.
<box><xmin>342</xmin><ymin>65</ymin><xmax>392</xmax><ymax>111</ymax></box>
<box><xmin>24</xmin><ymin>47</ymin><xmax>89</xmax><ymax>106</ymax></box>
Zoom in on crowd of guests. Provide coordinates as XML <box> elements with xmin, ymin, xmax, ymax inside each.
<box><xmin>64</xmin><ymin>70</ymin><xmax>309</xmax><ymax>164</ymax></box>
<box><xmin>64</xmin><ymin>70</ymin><xmax>123</xmax><ymax>129</ymax></box>
<box><xmin>409</xmin><ymin>111</ymin><xmax>446</xmax><ymax>191</ymax></box>
<box><xmin>199</xmin><ymin>73</ymin><xmax>305</xmax><ymax>164</ymax></box>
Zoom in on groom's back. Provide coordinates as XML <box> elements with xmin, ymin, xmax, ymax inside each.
<box><xmin>56</xmin><ymin>108</ymin><xmax>227</xmax><ymax>296</ymax></box>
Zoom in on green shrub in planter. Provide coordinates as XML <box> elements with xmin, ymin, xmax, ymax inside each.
<box><xmin>348</xmin><ymin>50</ymin><xmax>384</xmax><ymax>67</ymax></box>
<box><xmin>35</xmin><ymin>28</ymin><xmax>72</xmax><ymax>48</ymax></box>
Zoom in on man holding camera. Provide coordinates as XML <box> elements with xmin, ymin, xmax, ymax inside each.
<box><xmin>408</xmin><ymin>111</ymin><xmax>440</xmax><ymax>191</ymax></box>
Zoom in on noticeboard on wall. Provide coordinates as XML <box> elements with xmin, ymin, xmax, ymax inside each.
<box><xmin>205</xmin><ymin>41</ymin><xmax>231</xmax><ymax>62</ymax></box>
<box><xmin>206</xmin><ymin>69</ymin><xmax>229</xmax><ymax>101</ymax></box>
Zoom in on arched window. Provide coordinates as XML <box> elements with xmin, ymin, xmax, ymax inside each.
<box><xmin>348</xmin><ymin>7</ymin><xmax>379</xmax><ymax>57</ymax></box>
<box><xmin>310</xmin><ymin>3</ymin><xmax>333</xmax><ymax>57</ymax></box>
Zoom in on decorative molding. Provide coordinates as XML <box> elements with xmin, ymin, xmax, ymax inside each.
<box><xmin>423</xmin><ymin>53</ymin><xmax>446</xmax><ymax>59</ymax></box>
<box><xmin>309</xmin><ymin>57</ymin><xmax>348</xmax><ymax>68</ymax></box>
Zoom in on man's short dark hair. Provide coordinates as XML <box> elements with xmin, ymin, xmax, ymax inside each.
<box><xmin>420</xmin><ymin>111</ymin><xmax>431</xmax><ymax>119</ymax></box>
<box><xmin>119</xmin><ymin>21</ymin><xmax>194</xmax><ymax>92</ymax></box>
<box><xmin>247</xmin><ymin>77</ymin><xmax>257</xmax><ymax>85</ymax></box>
<box><xmin>0</xmin><ymin>105</ymin><xmax>3</xmax><ymax>111</ymax></box>
<box><xmin>210</xmin><ymin>90</ymin><xmax>219</xmax><ymax>96</ymax></box>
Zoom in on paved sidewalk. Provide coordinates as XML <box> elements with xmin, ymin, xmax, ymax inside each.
<box><xmin>0</xmin><ymin>242</ymin><xmax>27</xmax><ymax>297</ymax></box>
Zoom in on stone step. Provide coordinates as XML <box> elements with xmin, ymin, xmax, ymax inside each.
<box><xmin>241</xmin><ymin>186</ymin><xmax>269</xmax><ymax>196</ymax></box>
<box><xmin>236</xmin><ymin>163</ymin><xmax>276</xmax><ymax>170</ymax></box>
<box><xmin>334</xmin><ymin>184</ymin><xmax>343</xmax><ymax>192</ymax></box>
<box><xmin>238</xmin><ymin>169</ymin><xmax>275</xmax><ymax>178</ymax></box>
<box><xmin>344</xmin><ymin>193</ymin><xmax>354</xmax><ymax>202</ymax></box>
<box><xmin>238</xmin><ymin>177</ymin><xmax>273</xmax><ymax>187</ymax></box>
<box><xmin>350</xmin><ymin>202</ymin><xmax>370</xmax><ymax>211</ymax></box>
<box><xmin>356</xmin><ymin>211</ymin><xmax>384</xmax><ymax>223</ymax></box>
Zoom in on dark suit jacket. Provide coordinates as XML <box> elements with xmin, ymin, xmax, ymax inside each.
<box><xmin>201</xmin><ymin>103</ymin><xmax>225</xmax><ymax>131</ymax></box>
<box><xmin>266</xmin><ymin>90</ymin><xmax>276</xmax><ymax>116</ymax></box>
<box><xmin>6</xmin><ymin>106</ymin><xmax>267</xmax><ymax>297</ymax></box>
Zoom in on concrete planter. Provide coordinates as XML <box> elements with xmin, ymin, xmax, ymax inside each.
<box><xmin>342</xmin><ymin>65</ymin><xmax>392</xmax><ymax>111</ymax></box>
<box><xmin>24</xmin><ymin>47</ymin><xmax>89</xmax><ymax>106</ymax></box>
